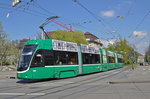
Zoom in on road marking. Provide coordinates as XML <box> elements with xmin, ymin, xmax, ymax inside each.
<box><xmin>0</xmin><ymin>93</ymin><xmax>45</xmax><ymax>96</ymax></box>
<box><xmin>0</xmin><ymin>93</ymin><xmax>25</xmax><ymax>95</ymax></box>
<box><xmin>27</xmin><ymin>93</ymin><xmax>45</xmax><ymax>96</ymax></box>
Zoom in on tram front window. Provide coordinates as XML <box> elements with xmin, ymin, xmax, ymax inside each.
<box><xmin>17</xmin><ymin>45</ymin><xmax>38</xmax><ymax>71</ymax></box>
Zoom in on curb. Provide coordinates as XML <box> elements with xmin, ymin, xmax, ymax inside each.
<box><xmin>0</xmin><ymin>76</ymin><xmax>16</xmax><ymax>80</ymax></box>
<box><xmin>109</xmin><ymin>79</ymin><xmax>150</xmax><ymax>84</ymax></box>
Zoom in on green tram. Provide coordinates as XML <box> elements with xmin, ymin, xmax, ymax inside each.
<box><xmin>17</xmin><ymin>39</ymin><xmax>124</xmax><ymax>79</ymax></box>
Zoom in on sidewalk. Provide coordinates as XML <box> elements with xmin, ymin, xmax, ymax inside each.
<box><xmin>0</xmin><ymin>71</ymin><xmax>17</xmax><ymax>80</ymax></box>
<box><xmin>79</xmin><ymin>65</ymin><xmax>150</xmax><ymax>99</ymax></box>
<box><xmin>109</xmin><ymin>65</ymin><xmax>150</xmax><ymax>84</ymax></box>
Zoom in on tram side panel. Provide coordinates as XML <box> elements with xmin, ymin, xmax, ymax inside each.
<box><xmin>17</xmin><ymin>39</ymin><xmax>124</xmax><ymax>80</ymax></box>
<box><xmin>114</xmin><ymin>53</ymin><xmax>119</xmax><ymax>69</ymax></box>
<box><xmin>118</xmin><ymin>54</ymin><xmax>124</xmax><ymax>68</ymax></box>
<box><xmin>17</xmin><ymin>39</ymin><xmax>55</xmax><ymax>79</ymax></box>
<box><xmin>100</xmin><ymin>49</ymin><xmax>108</xmax><ymax>71</ymax></box>
<box><xmin>107</xmin><ymin>51</ymin><xmax>116</xmax><ymax>70</ymax></box>
<box><xmin>52</xmin><ymin>40</ymin><xmax>79</xmax><ymax>78</ymax></box>
<box><xmin>80</xmin><ymin>45</ymin><xmax>101</xmax><ymax>74</ymax></box>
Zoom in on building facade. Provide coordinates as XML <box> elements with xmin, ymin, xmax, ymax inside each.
<box><xmin>45</xmin><ymin>31</ymin><xmax>103</xmax><ymax>48</ymax></box>
<box><xmin>84</xmin><ymin>32</ymin><xmax>103</xmax><ymax>48</ymax></box>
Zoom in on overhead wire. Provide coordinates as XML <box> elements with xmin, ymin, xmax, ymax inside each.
<box><xmin>0</xmin><ymin>0</ymin><xmax>49</xmax><ymax>18</ymax></box>
<box><xmin>127</xmin><ymin>10</ymin><xmax>150</xmax><ymax>51</ymax></box>
<box><xmin>127</xmin><ymin>11</ymin><xmax>150</xmax><ymax>50</ymax></box>
<box><xmin>30</xmin><ymin>0</ymin><xmax>95</xmax><ymax>32</ymax></box>
<box><xmin>0</xmin><ymin>1</ymin><xmax>50</xmax><ymax>18</ymax></box>
<box><xmin>57</xmin><ymin>18</ymin><xmax>111</xmax><ymax>42</ymax></box>
<box><xmin>15</xmin><ymin>0</ymin><xmax>50</xmax><ymax>17</ymax></box>
<box><xmin>5</xmin><ymin>0</ymin><xmax>150</xmax><ymax>50</ymax></box>
<box><xmin>31</xmin><ymin>1</ymin><xmax>56</xmax><ymax>15</ymax></box>
<box><xmin>128</xmin><ymin>11</ymin><xmax>150</xmax><ymax>38</ymax></box>
<box><xmin>72</xmin><ymin>0</ymin><xmax>119</xmax><ymax>40</ymax></box>
<box><xmin>66</xmin><ymin>19</ymin><xmax>114</xmax><ymax>41</ymax></box>
<box><xmin>132</xmin><ymin>31</ymin><xmax>149</xmax><ymax>45</ymax></box>
<box><xmin>7</xmin><ymin>0</ymin><xmax>114</xmax><ymax>42</ymax></box>
<box><xmin>28</xmin><ymin>0</ymin><xmax>113</xmax><ymax>41</ymax></box>
<box><xmin>0</xmin><ymin>6</ymin><xmax>47</xmax><ymax>18</ymax></box>
<box><xmin>107</xmin><ymin>0</ymin><xmax>137</xmax><ymax>41</ymax></box>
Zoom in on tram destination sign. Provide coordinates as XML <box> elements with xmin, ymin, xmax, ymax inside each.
<box><xmin>52</xmin><ymin>40</ymin><xmax>78</xmax><ymax>52</ymax></box>
<box><xmin>81</xmin><ymin>44</ymin><xmax>100</xmax><ymax>54</ymax></box>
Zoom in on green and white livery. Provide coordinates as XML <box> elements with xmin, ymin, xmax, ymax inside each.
<box><xmin>17</xmin><ymin>39</ymin><xmax>124</xmax><ymax>79</ymax></box>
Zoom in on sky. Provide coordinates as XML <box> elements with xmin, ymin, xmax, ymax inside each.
<box><xmin>0</xmin><ymin>0</ymin><xmax>150</xmax><ymax>55</ymax></box>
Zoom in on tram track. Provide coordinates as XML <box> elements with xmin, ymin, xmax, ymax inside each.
<box><xmin>0</xmin><ymin>67</ymin><xmax>122</xmax><ymax>92</ymax></box>
<box><xmin>30</xmin><ymin>69</ymin><xmax>123</xmax><ymax>99</ymax></box>
<box><xmin>4</xmin><ymin>66</ymin><xmax>130</xmax><ymax>99</ymax></box>
<box><xmin>57</xmin><ymin>84</ymin><xmax>109</xmax><ymax>99</ymax></box>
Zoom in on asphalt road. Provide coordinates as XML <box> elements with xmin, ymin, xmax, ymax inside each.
<box><xmin>0</xmin><ymin>65</ymin><xmax>150</xmax><ymax>99</ymax></box>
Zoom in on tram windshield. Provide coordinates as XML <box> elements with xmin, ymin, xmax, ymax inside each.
<box><xmin>17</xmin><ymin>45</ymin><xmax>38</xmax><ymax>71</ymax></box>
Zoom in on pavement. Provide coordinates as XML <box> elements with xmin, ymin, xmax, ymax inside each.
<box><xmin>0</xmin><ymin>65</ymin><xmax>149</xmax><ymax>81</ymax></box>
<box><xmin>0</xmin><ymin>70</ymin><xmax>17</xmax><ymax>79</ymax></box>
<box><xmin>0</xmin><ymin>66</ymin><xmax>17</xmax><ymax>79</ymax></box>
<box><xmin>109</xmin><ymin>65</ymin><xmax>150</xmax><ymax>84</ymax></box>
<box><xmin>1</xmin><ymin>65</ymin><xmax>150</xmax><ymax>99</ymax></box>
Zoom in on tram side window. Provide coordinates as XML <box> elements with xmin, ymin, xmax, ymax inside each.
<box><xmin>95</xmin><ymin>54</ymin><xmax>101</xmax><ymax>64</ymax></box>
<box><xmin>55</xmin><ymin>51</ymin><xmax>67</xmax><ymax>65</ymax></box>
<box><xmin>31</xmin><ymin>50</ymin><xmax>43</xmax><ymax>67</ymax></box>
<box><xmin>118</xmin><ymin>58</ymin><xmax>123</xmax><ymax>63</ymax></box>
<box><xmin>68</xmin><ymin>52</ymin><xmax>78</xmax><ymax>65</ymax></box>
<box><xmin>83</xmin><ymin>53</ymin><xmax>90</xmax><ymax>64</ymax></box>
<box><xmin>54</xmin><ymin>51</ymin><xmax>78</xmax><ymax>65</ymax></box>
<box><xmin>82</xmin><ymin>53</ymin><xmax>101</xmax><ymax>64</ymax></box>
<box><xmin>90</xmin><ymin>54</ymin><xmax>95</xmax><ymax>64</ymax></box>
<box><xmin>54</xmin><ymin>51</ymin><xmax>60</xmax><ymax>65</ymax></box>
<box><xmin>108</xmin><ymin>56</ymin><xmax>115</xmax><ymax>63</ymax></box>
<box><xmin>44</xmin><ymin>50</ymin><xmax>54</xmax><ymax>65</ymax></box>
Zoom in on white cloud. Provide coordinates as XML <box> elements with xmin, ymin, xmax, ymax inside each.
<box><xmin>135</xmin><ymin>41</ymin><xmax>149</xmax><ymax>55</ymax></box>
<box><xmin>116</xmin><ymin>0</ymin><xmax>133</xmax><ymax>10</ymax></box>
<box><xmin>133</xmin><ymin>31</ymin><xmax>147</xmax><ymax>38</ymax></box>
<box><xmin>101</xmin><ymin>39</ymin><xmax>116</xmax><ymax>48</ymax></box>
<box><xmin>101</xmin><ymin>10</ymin><xmax>115</xmax><ymax>18</ymax></box>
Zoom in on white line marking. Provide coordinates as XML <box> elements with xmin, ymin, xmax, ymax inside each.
<box><xmin>0</xmin><ymin>93</ymin><xmax>25</xmax><ymax>95</ymax></box>
<box><xmin>27</xmin><ymin>93</ymin><xmax>46</xmax><ymax>96</ymax></box>
<box><xmin>0</xmin><ymin>93</ymin><xmax>46</xmax><ymax>96</ymax></box>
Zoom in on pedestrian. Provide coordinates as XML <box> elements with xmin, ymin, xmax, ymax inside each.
<box><xmin>132</xmin><ymin>62</ymin><xmax>134</xmax><ymax>70</ymax></box>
